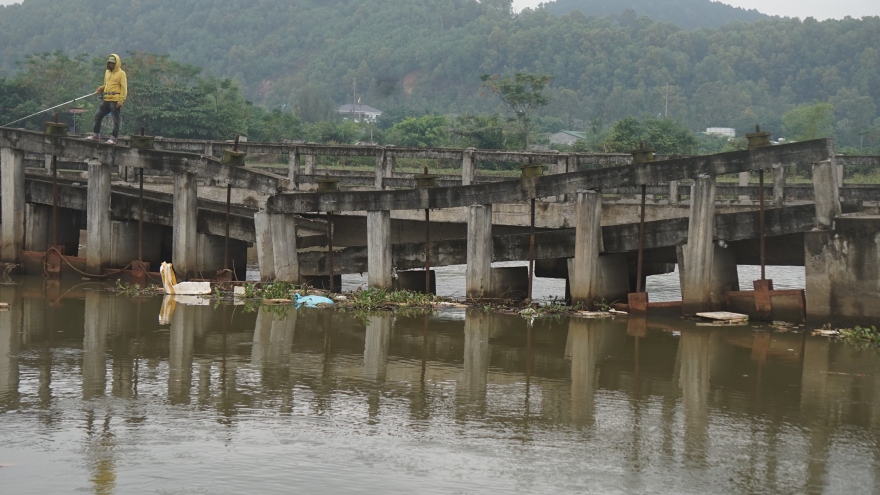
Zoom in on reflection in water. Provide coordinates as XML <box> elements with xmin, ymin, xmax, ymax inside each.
<box><xmin>0</xmin><ymin>280</ymin><xmax>879</xmax><ymax>494</ymax></box>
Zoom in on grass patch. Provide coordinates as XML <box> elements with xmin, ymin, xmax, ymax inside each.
<box><xmin>839</xmin><ymin>325</ymin><xmax>880</xmax><ymax>348</ymax></box>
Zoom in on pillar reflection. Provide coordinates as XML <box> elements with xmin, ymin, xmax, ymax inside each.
<box><xmin>458</xmin><ymin>310</ymin><xmax>490</xmax><ymax>412</ymax></box>
<box><xmin>83</xmin><ymin>291</ymin><xmax>110</xmax><ymax>399</ymax></box>
<box><xmin>677</xmin><ymin>329</ymin><xmax>712</xmax><ymax>466</ymax></box>
<box><xmin>0</xmin><ymin>286</ymin><xmax>21</xmax><ymax>409</ymax></box>
<box><xmin>566</xmin><ymin>318</ymin><xmax>603</xmax><ymax>426</ymax></box>
<box><xmin>168</xmin><ymin>301</ymin><xmax>195</xmax><ymax>404</ymax></box>
<box><xmin>363</xmin><ymin>314</ymin><xmax>392</xmax><ymax>382</ymax></box>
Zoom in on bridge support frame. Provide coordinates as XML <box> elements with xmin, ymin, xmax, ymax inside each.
<box><xmin>1</xmin><ymin>147</ymin><xmax>25</xmax><ymax>262</ymax></box>
<box><xmin>86</xmin><ymin>160</ymin><xmax>111</xmax><ymax>274</ymax></box>
<box><xmin>254</xmin><ymin>212</ymin><xmax>300</xmax><ymax>283</ymax></box>
<box><xmin>680</xmin><ymin>176</ymin><xmax>718</xmax><ymax>313</ymax></box>
<box><xmin>570</xmin><ymin>190</ymin><xmax>602</xmax><ymax>306</ymax></box>
<box><xmin>172</xmin><ymin>171</ymin><xmax>198</xmax><ymax>279</ymax></box>
<box><xmin>367</xmin><ymin>210</ymin><xmax>392</xmax><ymax>288</ymax></box>
<box><xmin>466</xmin><ymin>204</ymin><xmax>493</xmax><ymax>300</ymax></box>
<box><xmin>812</xmin><ymin>159</ymin><xmax>841</xmax><ymax>230</ymax></box>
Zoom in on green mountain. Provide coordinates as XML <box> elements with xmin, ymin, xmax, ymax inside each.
<box><xmin>0</xmin><ymin>0</ymin><xmax>877</xmax><ymax>146</ymax></box>
<box><xmin>539</xmin><ymin>0</ymin><xmax>770</xmax><ymax>30</ymax></box>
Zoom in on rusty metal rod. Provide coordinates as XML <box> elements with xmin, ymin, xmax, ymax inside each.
<box><xmin>759</xmin><ymin>169</ymin><xmax>766</xmax><ymax>280</ymax></box>
<box><xmin>51</xmin><ymin>155</ymin><xmax>58</xmax><ymax>246</ymax></box>
<box><xmin>328</xmin><ymin>211</ymin><xmax>334</xmax><ymax>292</ymax></box>
<box><xmin>636</xmin><ymin>184</ymin><xmax>647</xmax><ymax>293</ymax></box>
<box><xmin>425</xmin><ymin>207</ymin><xmax>431</xmax><ymax>294</ymax></box>
<box><xmin>528</xmin><ymin>197</ymin><xmax>536</xmax><ymax>301</ymax></box>
<box><xmin>138</xmin><ymin>168</ymin><xmax>144</xmax><ymax>261</ymax></box>
<box><xmin>224</xmin><ymin>183</ymin><xmax>232</xmax><ymax>270</ymax></box>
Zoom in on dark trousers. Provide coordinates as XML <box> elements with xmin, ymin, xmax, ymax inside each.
<box><xmin>93</xmin><ymin>100</ymin><xmax>121</xmax><ymax>137</ymax></box>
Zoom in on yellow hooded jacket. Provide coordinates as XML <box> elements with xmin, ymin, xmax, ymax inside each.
<box><xmin>98</xmin><ymin>53</ymin><xmax>127</xmax><ymax>106</ymax></box>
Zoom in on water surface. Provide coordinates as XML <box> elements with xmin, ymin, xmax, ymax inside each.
<box><xmin>0</xmin><ymin>278</ymin><xmax>878</xmax><ymax>494</ymax></box>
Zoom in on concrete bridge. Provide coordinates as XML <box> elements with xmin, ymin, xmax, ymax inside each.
<box><xmin>1</xmin><ymin>127</ymin><xmax>878</xmax><ymax>325</ymax></box>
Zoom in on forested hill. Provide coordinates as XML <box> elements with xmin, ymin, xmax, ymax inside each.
<box><xmin>539</xmin><ymin>0</ymin><xmax>770</xmax><ymax>30</ymax></box>
<box><xmin>0</xmin><ymin>0</ymin><xmax>878</xmax><ymax>144</ymax></box>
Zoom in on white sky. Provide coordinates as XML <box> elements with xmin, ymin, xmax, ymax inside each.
<box><xmin>513</xmin><ymin>0</ymin><xmax>880</xmax><ymax>20</ymax></box>
<box><xmin>1</xmin><ymin>0</ymin><xmax>877</xmax><ymax>21</ymax></box>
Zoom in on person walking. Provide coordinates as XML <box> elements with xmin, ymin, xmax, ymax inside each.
<box><xmin>90</xmin><ymin>53</ymin><xmax>127</xmax><ymax>144</ymax></box>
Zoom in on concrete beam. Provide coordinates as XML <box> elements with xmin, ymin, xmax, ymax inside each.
<box><xmin>367</xmin><ymin>211</ymin><xmax>392</xmax><ymax>288</ymax></box>
<box><xmin>172</xmin><ymin>171</ymin><xmax>198</xmax><ymax>279</ymax></box>
<box><xmin>268</xmin><ymin>139</ymin><xmax>834</xmax><ymax>214</ymax></box>
<box><xmin>466</xmin><ymin>205</ymin><xmax>493</xmax><ymax>299</ymax></box>
<box><xmin>680</xmin><ymin>177</ymin><xmax>717</xmax><ymax>313</ymax></box>
<box><xmin>86</xmin><ymin>160</ymin><xmax>111</xmax><ymax>273</ymax></box>
<box><xmin>1</xmin><ymin>147</ymin><xmax>25</xmax><ymax>262</ymax></box>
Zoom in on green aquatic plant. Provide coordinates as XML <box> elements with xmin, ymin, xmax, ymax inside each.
<box><xmin>114</xmin><ymin>279</ymin><xmax>163</xmax><ymax>297</ymax></box>
<box><xmin>839</xmin><ymin>325</ymin><xmax>880</xmax><ymax>348</ymax></box>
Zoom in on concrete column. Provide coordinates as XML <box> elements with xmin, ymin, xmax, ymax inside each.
<box><xmin>172</xmin><ymin>171</ymin><xmax>198</xmax><ymax>279</ymax></box>
<box><xmin>204</xmin><ymin>142</ymin><xmax>213</xmax><ymax>158</ymax></box>
<box><xmin>551</xmin><ymin>154</ymin><xmax>568</xmax><ymax>202</ymax></box>
<box><xmin>82</xmin><ymin>291</ymin><xmax>109</xmax><ymax>399</ymax></box>
<box><xmin>269</xmin><ymin>213</ymin><xmax>299</xmax><ymax>283</ymax></box>
<box><xmin>287</xmin><ymin>146</ymin><xmax>300</xmax><ymax>191</ymax></box>
<box><xmin>462</xmin><ymin>148</ymin><xmax>476</xmax><ymax>186</ymax></box>
<box><xmin>569</xmin><ymin>191</ymin><xmax>602</xmax><ymax>306</ymax></box>
<box><xmin>772</xmin><ymin>167</ymin><xmax>786</xmax><ymax>206</ymax></box>
<box><xmin>86</xmin><ymin>160</ymin><xmax>111</xmax><ymax>274</ymax></box>
<box><xmin>668</xmin><ymin>180</ymin><xmax>680</xmax><ymax>206</ymax></box>
<box><xmin>169</xmin><ymin>302</ymin><xmax>195</xmax><ymax>404</ymax></box>
<box><xmin>812</xmin><ymin>159</ymin><xmax>841</xmax><ymax>230</ymax></box>
<box><xmin>363</xmin><ymin>314</ymin><xmax>391</xmax><ymax>382</ymax></box>
<box><xmin>680</xmin><ymin>177</ymin><xmax>717</xmax><ymax>314</ymax></box>
<box><xmin>1</xmin><ymin>147</ymin><xmax>25</xmax><ymax>262</ymax></box>
<box><xmin>367</xmin><ymin>210</ymin><xmax>392</xmax><ymax>288</ymax></box>
<box><xmin>737</xmin><ymin>171</ymin><xmax>750</xmax><ymax>201</ymax></box>
<box><xmin>837</xmin><ymin>163</ymin><xmax>845</xmax><ymax>185</ymax></box>
<box><xmin>253</xmin><ymin>211</ymin><xmax>276</xmax><ymax>281</ymax></box>
<box><xmin>374</xmin><ymin>147</ymin><xmax>393</xmax><ymax>190</ymax></box>
<box><xmin>304</xmin><ymin>154</ymin><xmax>316</xmax><ymax>175</ymax></box>
<box><xmin>44</xmin><ymin>154</ymin><xmax>53</xmax><ymax>174</ymax></box>
<box><xmin>24</xmin><ymin>203</ymin><xmax>51</xmax><ymax>252</ymax></box>
<box><xmin>466</xmin><ymin>204</ymin><xmax>493</xmax><ymax>300</ymax></box>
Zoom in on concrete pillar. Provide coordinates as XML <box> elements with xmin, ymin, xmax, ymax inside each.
<box><xmin>772</xmin><ymin>167</ymin><xmax>786</xmax><ymax>206</ymax></box>
<box><xmin>269</xmin><ymin>213</ymin><xmax>299</xmax><ymax>283</ymax></box>
<box><xmin>254</xmin><ymin>211</ymin><xmax>275</xmax><ymax>281</ymax></box>
<box><xmin>462</xmin><ymin>148</ymin><xmax>476</xmax><ymax>186</ymax></box>
<box><xmin>1</xmin><ymin>147</ymin><xmax>25</xmax><ymax>262</ymax></box>
<box><xmin>44</xmin><ymin>154</ymin><xmax>53</xmax><ymax>174</ymax></box>
<box><xmin>82</xmin><ymin>291</ymin><xmax>110</xmax><ymax>399</ymax></box>
<box><xmin>668</xmin><ymin>180</ymin><xmax>680</xmax><ymax>206</ymax></box>
<box><xmin>367</xmin><ymin>210</ymin><xmax>392</xmax><ymax>288</ymax></box>
<box><xmin>374</xmin><ymin>147</ymin><xmax>393</xmax><ymax>190</ymax></box>
<box><xmin>680</xmin><ymin>177</ymin><xmax>717</xmax><ymax>314</ymax></box>
<box><xmin>569</xmin><ymin>191</ymin><xmax>602</xmax><ymax>306</ymax></box>
<box><xmin>459</xmin><ymin>310</ymin><xmax>490</xmax><ymax>400</ymax></box>
<box><xmin>363</xmin><ymin>314</ymin><xmax>391</xmax><ymax>382</ymax></box>
<box><xmin>304</xmin><ymin>154</ymin><xmax>316</xmax><ymax>175</ymax></box>
<box><xmin>837</xmin><ymin>163</ymin><xmax>845</xmax><ymax>185</ymax></box>
<box><xmin>466</xmin><ymin>204</ymin><xmax>493</xmax><ymax>300</ymax></box>
<box><xmin>172</xmin><ymin>171</ymin><xmax>198</xmax><ymax>279</ymax></box>
<box><xmin>812</xmin><ymin>159</ymin><xmax>841</xmax><ymax>230</ymax></box>
<box><xmin>287</xmin><ymin>146</ymin><xmax>299</xmax><ymax>191</ymax></box>
<box><xmin>24</xmin><ymin>203</ymin><xmax>51</xmax><ymax>252</ymax></box>
<box><xmin>168</xmin><ymin>302</ymin><xmax>195</xmax><ymax>404</ymax></box>
<box><xmin>737</xmin><ymin>171</ymin><xmax>750</xmax><ymax>201</ymax></box>
<box><xmin>86</xmin><ymin>160</ymin><xmax>111</xmax><ymax>274</ymax></box>
<box><xmin>204</xmin><ymin>142</ymin><xmax>213</xmax><ymax>158</ymax></box>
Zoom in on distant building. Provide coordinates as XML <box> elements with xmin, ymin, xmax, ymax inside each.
<box><xmin>705</xmin><ymin>127</ymin><xmax>736</xmax><ymax>138</ymax></box>
<box><xmin>337</xmin><ymin>104</ymin><xmax>382</xmax><ymax>122</ymax></box>
<box><xmin>549</xmin><ymin>130</ymin><xmax>586</xmax><ymax>145</ymax></box>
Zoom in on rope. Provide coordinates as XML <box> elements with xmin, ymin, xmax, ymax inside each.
<box><xmin>41</xmin><ymin>247</ymin><xmax>161</xmax><ymax>282</ymax></box>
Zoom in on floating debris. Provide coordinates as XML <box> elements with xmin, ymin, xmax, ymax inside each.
<box><xmin>696</xmin><ymin>311</ymin><xmax>749</xmax><ymax>325</ymax></box>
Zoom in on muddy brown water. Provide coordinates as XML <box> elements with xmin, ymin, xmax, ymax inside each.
<box><xmin>1</xmin><ymin>276</ymin><xmax>878</xmax><ymax>494</ymax></box>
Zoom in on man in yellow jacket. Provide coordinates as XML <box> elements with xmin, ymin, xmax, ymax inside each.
<box><xmin>90</xmin><ymin>54</ymin><xmax>127</xmax><ymax>144</ymax></box>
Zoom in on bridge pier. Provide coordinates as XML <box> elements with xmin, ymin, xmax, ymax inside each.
<box><xmin>773</xmin><ymin>167</ymin><xmax>786</xmax><ymax>206</ymax></box>
<box><xmin>1</xmin><ymin>147</ymin><xmax>25</xmax><ymax>262</ymax></box>
<box><xmin>254</xmin><ymin>211</ymin><xmax>299</xmax><ymax>283</ymax></box>
<box><xmin>462</xmin><ymin>148</ymin><xmax>476</xmax><ymax>186</ymax></box>
<box><xmin>24</xmin><ymin>204</ymin><xmax>51</xmax><ymax>253</ymax></box>
<box><xmin>466</xmin><ymin>204</ymin><xmax>493</xmax><ymax>299</ymax></box>
<box><xmin>86</xmin><ymin>160</ymin><xmax>111</xmax><ymax>274</ymax></box>
<box><xmin>680</xmin><ymin>176</ymin><xmax>725</xmax><ymax>313</ymax></box>
<box><xmin>367</xmin><ymin>211</ymin><xmax>392</xmax><ymax>288</ymax></box>
<box><xmin>287</xmin><ymin>146</ymin><xmax>299</xmax><ymax>190</ymax></box>
<box><xmin>812</xmin><ymin>159</ymin><xmax>841</xmax><ymax>229</ymax></box>
<box><xmin>569</xmin><ymin>191</ymin><xmax>602</xmax><ymax>306</ymax></box>
<box><xmin>172</xmin><ymin>171</ymin><xmax>198</xmax><ymax>279</ymax></box>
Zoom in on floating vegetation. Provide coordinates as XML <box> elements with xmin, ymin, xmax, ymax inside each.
<box><xmin>839</xmin><ymin>325</ymin><xmax>880</xmax><ymax>348</ymax></box>
<box><xmin>113</xmin><ymin>280</ymin><xmax>163</xmax><ymax>297</ymax></box>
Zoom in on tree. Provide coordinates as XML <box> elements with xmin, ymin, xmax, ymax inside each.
<box><xmin>295</xmin><ymin>85</ymin><xmax>335</xmax><ymax>123</ymax></box>
<box><xmin>386</xmin><ymin>114</ymin><xmax>450</xmax><ymax>147</ymax></box>
<box><xmin>480</xmin><ymin>72</ymin><xmax>553</xmax><ymax>149</ymax></box>
<box><xmin>782</xmin><ymin>102</ymin><xmax>835</xmax><ymax>141</ymax></box>
<box><xmin>450</xmin><ymin>114</ymin><xmax>505</xmax><ymax>150</ymax></box>
<box><xmin>597</xmin><ymin>117</ymin><xmax>698</xmax><ymax>154</ymax></box>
